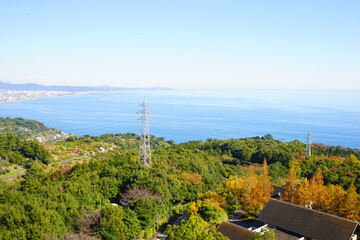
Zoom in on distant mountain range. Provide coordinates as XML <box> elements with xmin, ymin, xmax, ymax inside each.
<box><xmin>0</xmin><ymin>81</ymin><xmax>171</xmax><ymax>92</ymax></box>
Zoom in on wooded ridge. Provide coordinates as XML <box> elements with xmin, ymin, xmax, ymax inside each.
<box><xmin>0</xmin><ymin>118</ymin><xmax>359</xmax><ymax>240</ymax></box>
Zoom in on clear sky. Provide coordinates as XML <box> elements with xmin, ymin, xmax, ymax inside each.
<box><xmin>0</xmin><ymin>0</ymin><xmax>359</xmax><ymax>89</ymax></box>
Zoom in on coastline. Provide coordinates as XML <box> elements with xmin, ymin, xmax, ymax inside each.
<box><xmin>0</xmin><ymin>90</ymin><xmax>94</xmax><ymax>104</ymax></box>
<box><xmin>1</xmin><ymin>89</ymin><xmax>359</xmax><ymax>149</ymax></box>
<box><xmin>0</xmin><ymin>89</ymin><xmax>172</xmax><ymax>104</ymax></box>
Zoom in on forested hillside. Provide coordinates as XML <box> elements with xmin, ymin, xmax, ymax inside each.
<box><xmin>0</xmin><ymin>133</ymin><xmax>52</xmax><ymax>172</ymax></box>
<box><xmin>0</xmin><ymin>134</ymin><xmax>236</xmax><ymax>239</ymax></box>
<box><xmin>0</xmin><ymin>117</ymin><xmax>71</xmax><ymax>142</ymax></box>
<box><xmin>0</xmin><ymin>123</ymin><xmax>359</xmax><ymax>239</ymax></box>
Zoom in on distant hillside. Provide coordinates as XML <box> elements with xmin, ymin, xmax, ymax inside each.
<box><xmin>0</xmin><ymin>117</ymin><xmax>72</xmax><ymax>142</ymax></box>
<box><xmin>0</xmin><ymin>81</ymin><xmax>171</xmax><ymax>92</ymax></box>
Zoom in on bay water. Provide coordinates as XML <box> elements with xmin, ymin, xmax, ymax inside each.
<box><xmin>0</xmin><ymin>89</ymin><xmax>359</xmax><ymax>149</ymax></box>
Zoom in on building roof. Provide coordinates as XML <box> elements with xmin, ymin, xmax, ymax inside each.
<box><xmin>230</xmin><ymin>219</ymin><xmax>264</xmax><ymax>229</ymax></box>
<box><xmin>231</xmin><ymin>220</ymin><xmax>302</xmax><ymax>240</ymax></box>
<box><xmin>270</xmin><ymin>185</ymin><xmax>286</xmax><ymax>199</ymax></box>
<box><xmin>217</xmin><ymin>221</ymin><xmax>255</xmax><ymax>240</ymax></box>
<box><xmin>259</xmin><ymin>198</ymin><xmax>359</xmax><ymax>240</ymax></box>
<box><xmin>273</xmin><ymin>228</ymin><xmax>303</xmax><ymax>240</ymax></box>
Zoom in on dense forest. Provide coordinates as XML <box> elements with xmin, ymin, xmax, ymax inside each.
<box><xmin>0</xmin><ymin>117</ymin><xmax>71</xmax><ymax>142</ymax></box>
<box><xmin>0</xmin><ymin>119</ymin><xmax>359</xmax><ymax>240</ymax></box>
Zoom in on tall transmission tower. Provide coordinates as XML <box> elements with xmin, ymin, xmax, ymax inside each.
<box><xmin>306</xmin><ymin>132</ymin><xmax>312</xmax><ymax>157</ymax></box>
<box><xmin>137</xmin><ymin>97</ymin><xmax>152</xmax><ymax>167</ymax></box>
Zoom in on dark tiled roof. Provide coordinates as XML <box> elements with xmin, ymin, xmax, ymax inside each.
<box><xmin>273</xmin><ymin>228</ymin><xmax>302</xmax><ymax>240</ymax></box>
<box><xmin>217</xmin><ymin>221</ymin><xmax>255</xmax><ymax>240</ymax></box>
<box><xmin>230</xmin><ymin>220</ymin><xmax>302</xmax><ymax>240</ymax></box>
<box><xmin>270</xmin><ymin>185</ymin><xmax>286</xmax><ymax>199</ymax></box>
<box><xmin>259</xmin><ymin>199</ymin><xmax>359</xmax><ymax>240</ymax></box>
<box><xmin>230</xmin><ymin>219</ymin><xmax>265</xmax><ymax>229</ymax></box>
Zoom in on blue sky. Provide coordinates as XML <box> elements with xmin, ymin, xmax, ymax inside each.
<box><xmin>0</xmin><ymin>0</ymin><xmax>359</xmax><ymax>89</ymax></box>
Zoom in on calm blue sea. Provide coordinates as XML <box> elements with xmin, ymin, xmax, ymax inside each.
<box><xmin>0</xmin><ymin>89</ymin><xmax>359</xmax><ymax>149</ymax></box>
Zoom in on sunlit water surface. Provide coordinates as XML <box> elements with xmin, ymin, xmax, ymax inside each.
<box><xmin>1</xmin><ymin>89</ymin><xmax>359</xmax><ymax>149</ymax></box>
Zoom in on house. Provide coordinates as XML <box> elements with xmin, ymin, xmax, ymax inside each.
<box><xmin>217</xmin><ymin>199</ymin><xmax>358</xmax><ymax>240</ymax></box>
<box><xmin>270</xmin><ymin>185</ymin><xmax>285</xmax><ymax>199</ymax></box>
<box><xmin>259</xmin><ymin>199</ymin><xmax>358</xmax><ymax>240</ymax></box>
<box><xmin>98</xmin><ymin>147</ymin><xmax>105</xmax><ymax>152</ymax></box>
<box><xmin>217</xmin><ymin>221</ymin><xmax>255</xmax><ymax>240</ymax></box>
<box><xmin>217</xmin><ymin>219</ymin><xmax>304</xmax><ymax>240</ymax></box>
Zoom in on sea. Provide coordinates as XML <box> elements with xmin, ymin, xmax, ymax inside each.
<box><xmin>0</xmin><ymin>89</ymin><xmax>359</xmax><ymax>149</ymax></box>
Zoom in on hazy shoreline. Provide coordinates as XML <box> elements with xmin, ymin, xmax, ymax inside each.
<box><xmin>0</xmin><ymin>88</ymin><xmax>173</xmax><ymax>104</ymax></box>
<box><xmin>0</xmin><ymin>90</ymin><xmax>93</xmax><ymax>104</ymax></box>
<box><xmin>0</xmin><ymin>90</ymin><xmax>144</xmax><ymax>104</ymax></box>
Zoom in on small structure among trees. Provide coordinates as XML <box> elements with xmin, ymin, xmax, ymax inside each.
<box><xmin>217</xmin><ymin>198</ymin><xmax>359</xmax><ymax>240</ymax></box>
<box><xmin>260</xmin><ymin>199</ymin><xmax>358</xmax><ymax>240</ymax></box>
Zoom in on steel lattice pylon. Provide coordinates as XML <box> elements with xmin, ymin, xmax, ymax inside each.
<box><xmin>137</xmin><ymin>97</ymin><xmax>152</xmax><ymax>166</ymax></box>
<box><xmin>306</xmin><ymin>132</ymin><xmax>312</xmax><ymax>157</ymax></box>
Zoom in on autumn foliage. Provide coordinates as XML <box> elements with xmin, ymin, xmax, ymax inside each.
<box><xmin>198</xmin><ymin>191</ymin><xmax>227</xmax><ymax>210</ymax></box>
<box><xmin>222</xmin><ymin>160</ymin><xmax>273</xmax><ymax>214</ymax></box>
<box><xmin>282</xmin><ymin>167</ymin><xmax>360</xmax><ymax>221</ymax></box>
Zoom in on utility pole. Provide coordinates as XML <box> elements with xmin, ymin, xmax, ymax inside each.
<box><xmin>306</xmin><ymin>132</ymin><xmax>312</xmax><ymax>157</ymax></box>
<box><xmin>137</xmin><ymin>97</ymin><xmax>152</xmax><ymax>166</ymax></box>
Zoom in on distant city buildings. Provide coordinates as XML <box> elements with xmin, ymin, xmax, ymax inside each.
<box><xmin>0</xmin><ymin>90</ymin><xmax>80</xmax><ymax>103</ymax></box>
